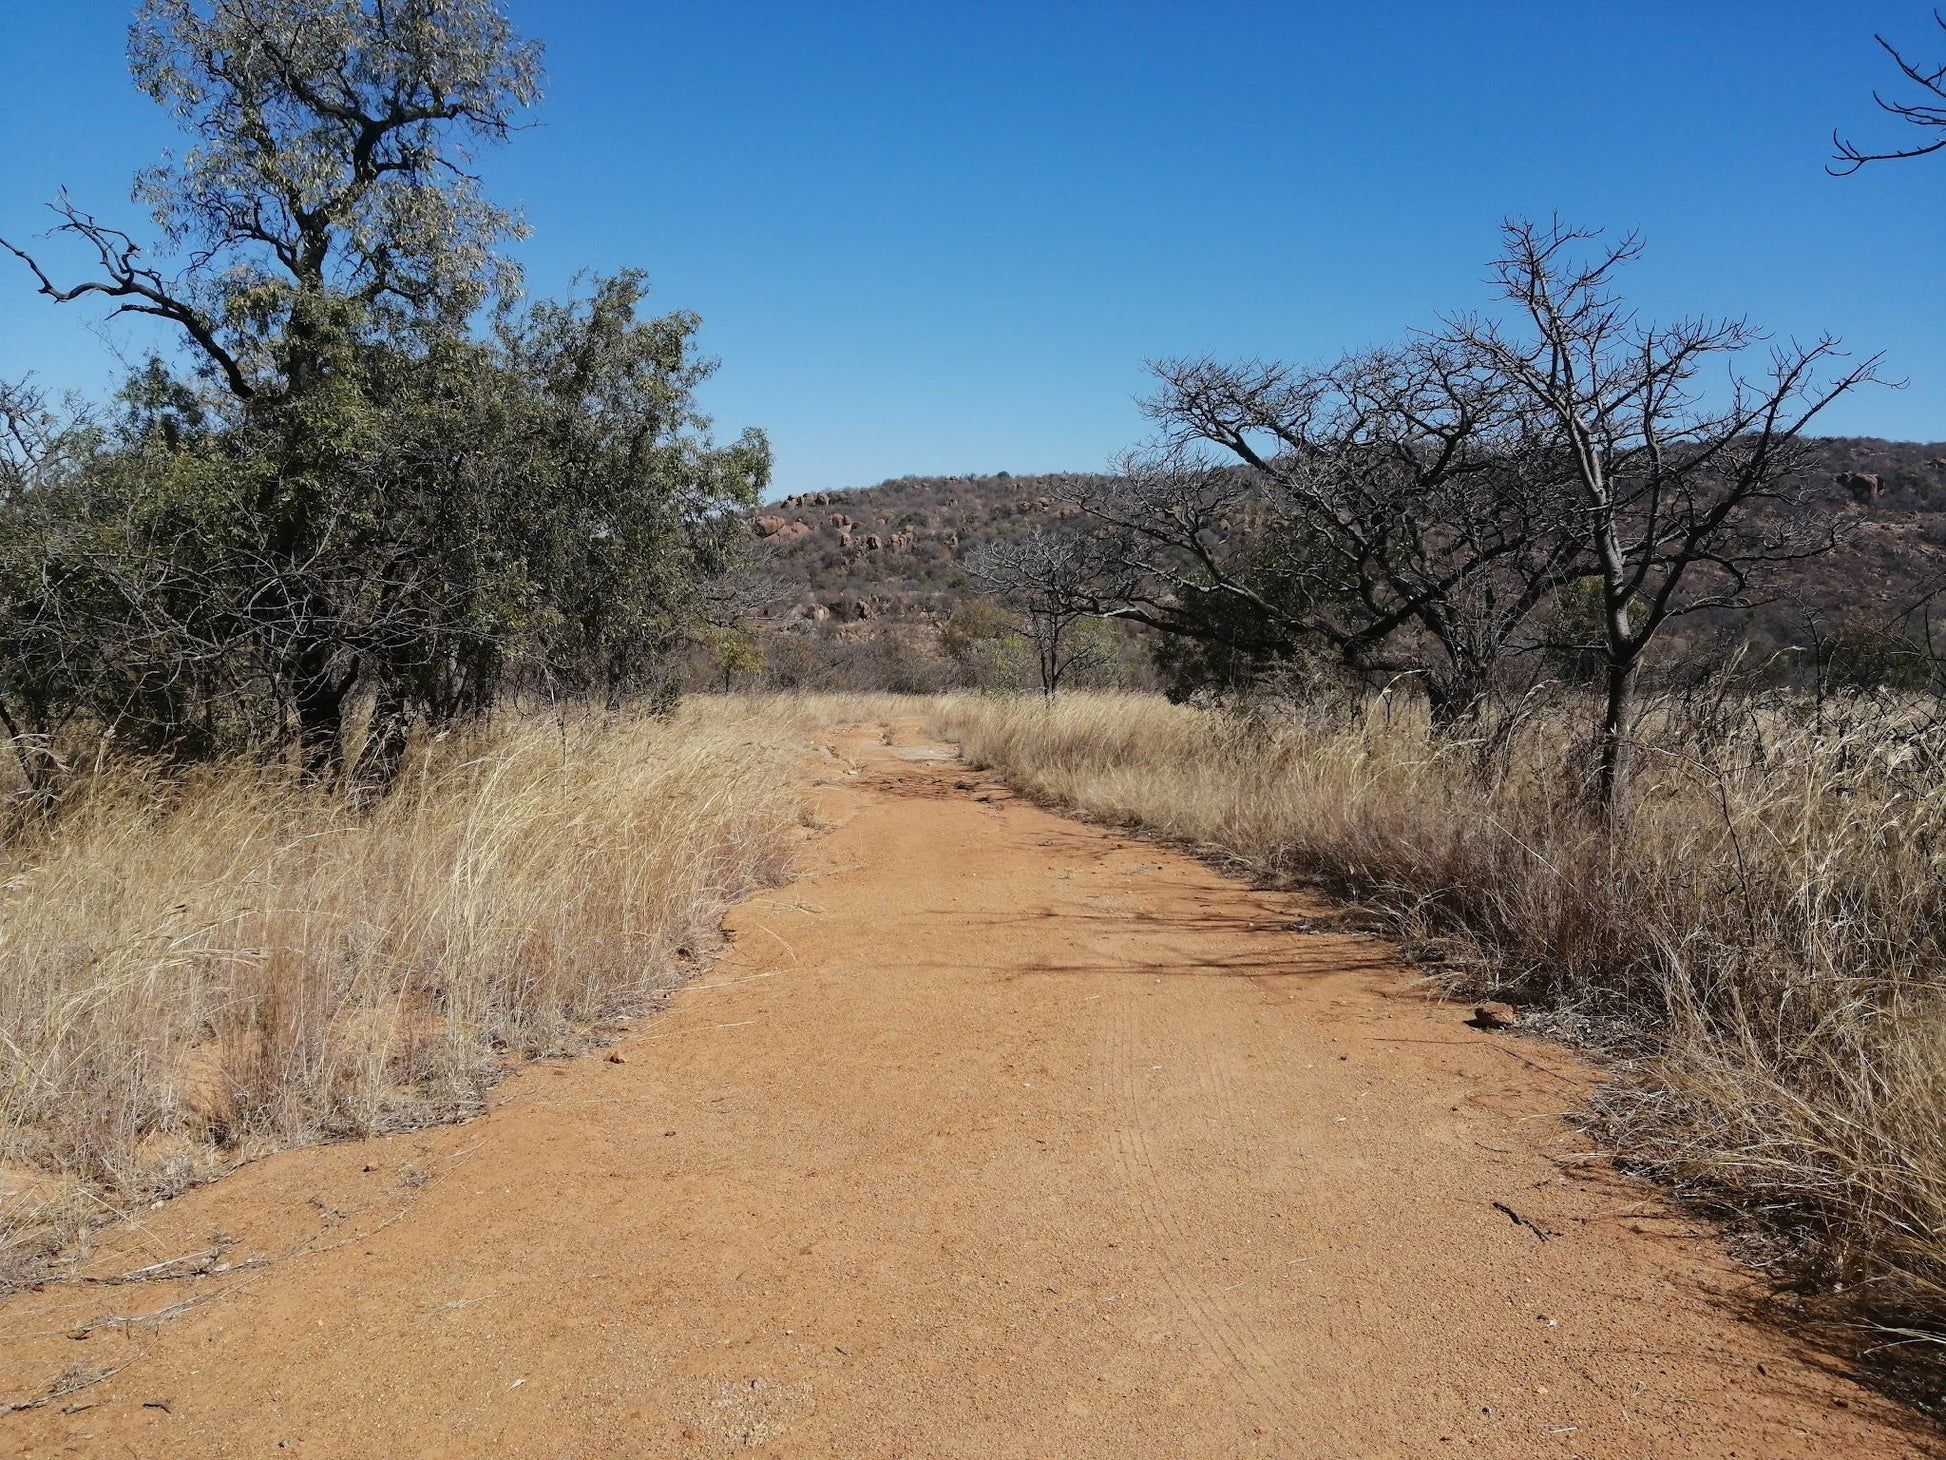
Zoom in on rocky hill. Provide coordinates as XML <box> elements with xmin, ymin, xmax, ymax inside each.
<box><xmin>740</xmin><ymin>440</ymin><xmax>1946</xmax><ymax>690</ymax></box>
<box><xmin>755</xmin><ymin>439</ymin><xmax>1946</xmax><ymax>622</ymax></box>
<box><xmin>750</xmin><ymin>471</ymin><xmax>1111</xmax><ymax>626</ymax></box>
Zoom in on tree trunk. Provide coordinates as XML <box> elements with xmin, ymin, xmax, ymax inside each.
<box><xmin>291</xmin><ymin>647</ymin><xmax>352</xmax><ymax>784</ymax></box>
<box><xmin>1425</xmin><ymin>667</ymin><xmax>1489</xmax><ymax>733</ymax></box>
<box><xmin>0</xmin><ymin>691</ymin><xmax>57</xmax><ymax>810</ymax></box>
<box><xmin>1594</xmin><ymin>653</ymin><xmax>1636</xmax><ymax>815</ymax></box>
<box><xmin>356</xmin><ymin>682</ymin><xmax>412</xmax><ymax>799</ymax></box>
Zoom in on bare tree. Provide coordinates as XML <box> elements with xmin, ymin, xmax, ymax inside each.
<box><xmin>968</xmin><ymin>529</ymin><xmax>1115</xmax><ymax>697</ymax></box>
<box><xmin>690</xmin><ymin>553</ymin><xmax>793</xmax><ymax>696</ymax></box>
<box><xmin>697</xmin><ymin>552</ymin><xmax>796</xmax><ymax>637</ymax></box>
<box><xmin>1079</xmin><ymin>342</ymin><xmax>1581</xmax><ymax>723</ymax></box>
<box><xmin>1443</xmin><ymin>218</ymin><xmax>1883</xmax><ymax>808</ymax></box>
<box><xmin>1832</xmin><ymin>12</ymin><xmax>1946</xmax><ymax>173</ymax></box>
<box><xmin>0</xmin><ymin>380</ymin><xmax>93</xmax><ymax>508</ymax></box>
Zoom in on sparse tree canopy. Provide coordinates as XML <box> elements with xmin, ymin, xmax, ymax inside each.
<box><xmin>1079</xmin><ymin>341</ymin><xmax>1579</xmax><ymax>722</ymax></box>
<box><xmin>968</xmin><ymin>529</ymin><xmax>1116</xmax><ymax>696</ymax></box>
<box><xmin>1442</xmin><ymin>218</ymin><xmax>1882</xmax><ymax>806</ymax></box>
<box><xmin>5</xmin><ymin>0</ymin><xmax>543</xmax><ymax>401</ymax></box>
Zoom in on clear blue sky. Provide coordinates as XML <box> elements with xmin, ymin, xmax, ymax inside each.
<box><xmin>2</xmin><ymin>2</ymin><xmax>1942</xmax><ymax>493</ymax></box>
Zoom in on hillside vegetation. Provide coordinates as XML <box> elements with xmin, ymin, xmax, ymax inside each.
<box><xmin>753</xmin><ymin>472</ymin><xmax>1112</xmax><ymax>622</ymax></box>
<box><xmin>744</xmin><ymin>441</ymin><xmax>1946</xmax><ymax>696</ymax></box>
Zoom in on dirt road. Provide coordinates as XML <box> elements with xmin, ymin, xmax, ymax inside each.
<box><xmin>0</xmin><ymin>721</ymin><xmax>1930</xmax><ymax>1457</ymax></box>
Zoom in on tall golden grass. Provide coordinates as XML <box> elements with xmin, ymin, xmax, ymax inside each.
<box><xmin>926</xmin><ymin>690</ymin><xmax>1946</xmax><ymax>1359</ymax></box>
<box><xmin>0</xmin><ymin>700</ymin><xmax>811</xmax><ymax>1282</ymax></box>
<box><xmin>13</xmin><ymin>682</ymin><xmax>1946</xmax><ymax>1370</ymax></box>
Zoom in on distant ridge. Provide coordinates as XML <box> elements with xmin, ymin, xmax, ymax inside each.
<box><xmin>755</xmin><ymin>443</ymin><xmax>1946</xmax><ymax>657</ymax></box>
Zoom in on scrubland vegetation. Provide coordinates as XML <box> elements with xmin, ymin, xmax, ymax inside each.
<box><xmin>0</xmin><ymin>703</ymin><xmax>808</xmax><ymax>1283</ymax></box>
<box><xmin>926</xmin><ymin>688</ymin><xmax>1946</xmax><ymax>1362</ymax></box>
<box><xmin>7</xmin><ymin>0</ymin><xmax>1946</xmax><ymax>1420</ymax></box>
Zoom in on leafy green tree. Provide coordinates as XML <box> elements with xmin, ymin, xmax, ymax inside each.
<box><xmin>1</xmin><ymin>0</ymin><xmax>544</xmax><ymax>774</ymax></box>
<box><xmin>0</xmin><ymin>381</ymin><xmax>108</xmax><ymax>796</ymax></box>
<box><xmin>937</xmin><ymin>598</ymin><xmax>1023</xmax><ymax>687</ymax></box>
<box><xmin>6</xmin><ymin>0</ymin><xmax>540</xmax><ymax>402</ymax></box>
<box><xmin>0</xmin><ymin>3</ymin><xmax>768</xmax><ymax>785</ymax></box>
<box><xmin>709</xmin><ymin>627</ymin><xmax>767</xmax><ymax>693</ymax></box>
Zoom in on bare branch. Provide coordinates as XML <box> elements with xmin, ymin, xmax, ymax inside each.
<box><xmin>1832</xmin><ymin>12</ymin><xmax>1946</xmax><ymax>172</ymax></box>
<box><xmin>2</xmin><ymin>200</ymin><xmax>255</xmax><ymax>400</ymax></box>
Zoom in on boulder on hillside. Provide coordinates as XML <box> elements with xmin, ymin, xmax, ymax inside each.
<box><xmin>1837</xmin><ymin>470</ymin><xmax>1883</xmax><ymax>503</ymax></box>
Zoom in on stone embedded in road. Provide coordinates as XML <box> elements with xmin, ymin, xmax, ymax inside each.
<box><xmin>1473</xmin><ymin>1002</ymin><xmax>1519</xmax><ymax>1030</ymax></box>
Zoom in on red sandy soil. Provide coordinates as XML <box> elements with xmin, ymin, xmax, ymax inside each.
<box><xmin>0</xmin><ymin>720</ymin><xmax>1933</xmax><ymax>1457</ymax></box>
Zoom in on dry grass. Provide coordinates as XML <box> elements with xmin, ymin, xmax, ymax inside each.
<box><xmin>0</xmin><ymin>700</ymin><xmax>813</xmax><ymax>1282</ymax></box>
<box><xmin>11</xmin><ymin>681</ymin><xmax>1946</xmax><ymax>1381</ymax></box>
<box><xmin>923</xmin><ymin>689</ymin><xmax>1946</xmax><ymax>1369</ymax></box>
